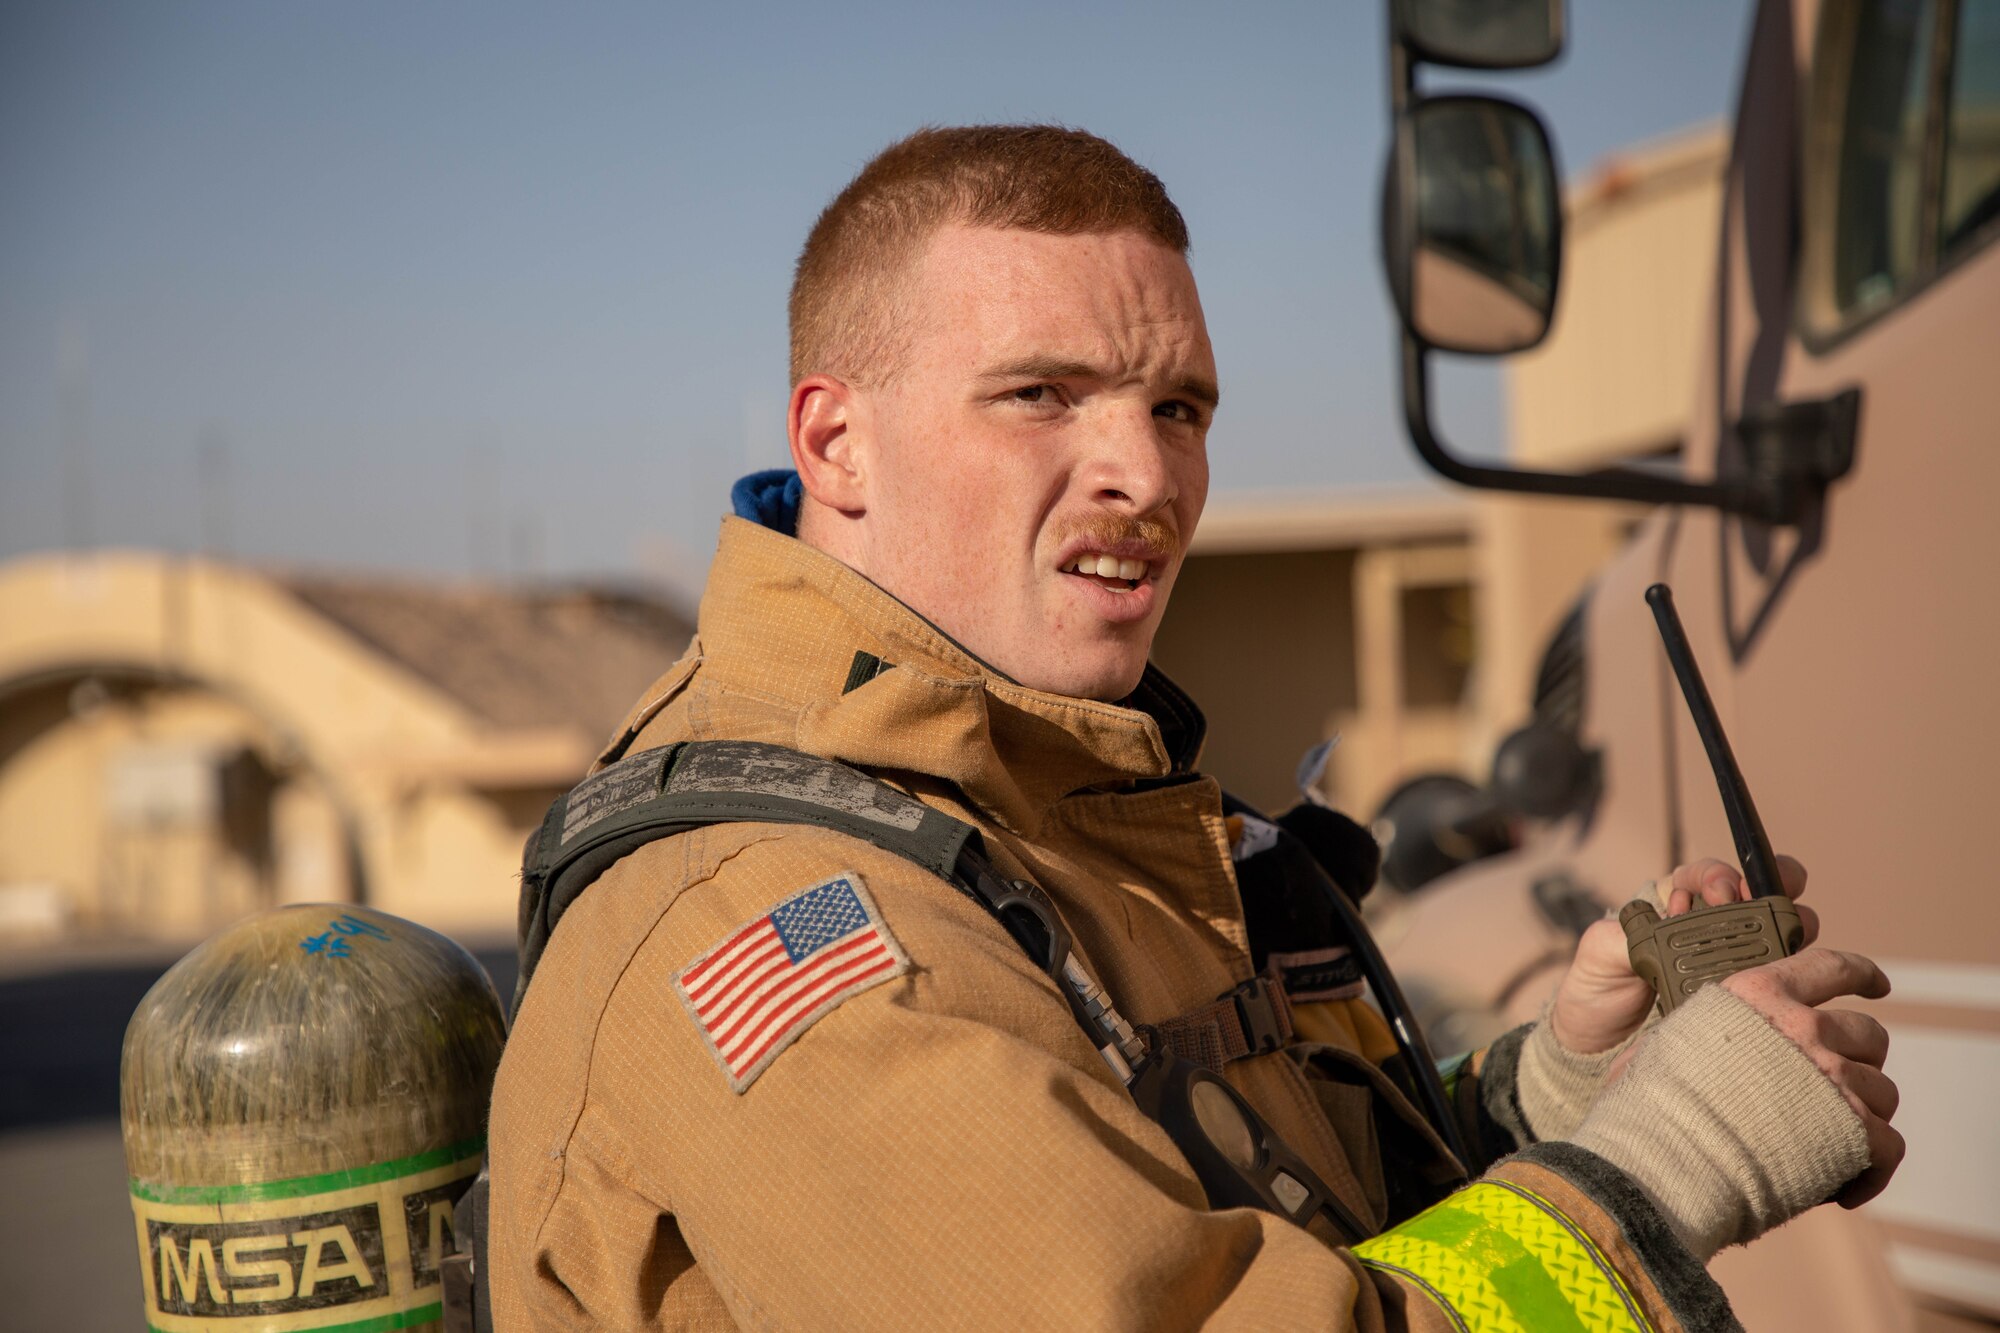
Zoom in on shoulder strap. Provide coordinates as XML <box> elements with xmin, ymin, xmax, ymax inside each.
<box><xmin>514</xmin><ymin>739</ymin><xmax>982</xmax><ymax>1015</ymax></box>
<box><xmin>518</xmin><ymin>738</ymin><xmax>1156</xmax><ymax>1085</ymax></box>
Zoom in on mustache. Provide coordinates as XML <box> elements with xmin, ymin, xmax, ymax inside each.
<box><xmin>1056</xmin><ymin>512</ymin><xmax>1180</xmax><ymax>559</ymax></box>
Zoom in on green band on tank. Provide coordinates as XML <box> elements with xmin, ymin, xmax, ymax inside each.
<box><xmin>130</xmin><ymin>1137</ymin><xmax>484</xmax><ymax>1205</ymax></box>
<box><xmin>149</xmin><ymin>1303</ymin><xmax>443</xmax><ymax>1333</ymax></box>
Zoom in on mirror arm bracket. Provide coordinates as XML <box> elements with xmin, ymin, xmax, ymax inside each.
<box><xmin>1402</xmin><ymin>334</ymin><xmax>1754</xmax><ymax>514</ymax></box>
<box><xmin>1733</xmin><ymin>387</ymin><xmax>1861</xmax><ymax>525</ymax></box>
<box><xmin>1401</xmin><ymin>336</ymin><xmax>1856</xmax><ymax>524</ymax></box>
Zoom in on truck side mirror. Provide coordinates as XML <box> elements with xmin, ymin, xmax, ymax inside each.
<box><xmin>1379</xmin><ymin>0</ymin><xmax>1857</xmax><ymax>525</ymax></box>
<box><xmin>1386</xmin><ymin>96</ymin><xmax>1561</xmax><ymax>356</ymax></box>
<box><xmin>1392</xmin><ymin>0</ymin><xmax>1564</xmax><ymax>71</ymax></box>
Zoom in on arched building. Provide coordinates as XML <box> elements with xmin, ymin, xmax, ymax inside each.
<box><xmin>0</xmin><ymin>551</ymin><xmax>692</xmax><ymax>943</ymax></box>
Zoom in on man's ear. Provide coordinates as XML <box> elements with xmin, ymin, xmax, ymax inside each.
<box><xmin>789</xmin><ymin>374</ymin><xmax>869</xmax><ymax>515</ymax></box>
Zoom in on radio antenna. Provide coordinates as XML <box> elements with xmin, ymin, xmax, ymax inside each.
<box><xmin>1645</xmin><ymin>584</ymin><xmax>1783</xmax><ymax>899</ymax></box>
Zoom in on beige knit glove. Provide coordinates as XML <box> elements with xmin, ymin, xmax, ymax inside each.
<box><xmin>1570</xmin><ymin>983</ymin><xmax>1870</xmax><ymax>1261</ymax></box>
<box><xmin>1515</xmin><ymin>881</ymin><xmax>1675</xmax><ymax>1142</ymax></box>
<box><xmin>1515</xmin><ymin>1008</ymin><xmax>1650</xmax><ymax>1143</ymax></box>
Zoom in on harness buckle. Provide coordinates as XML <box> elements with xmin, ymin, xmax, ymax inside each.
<box><xmin>1232</xmin><ymin>976</ymin><xmax>1292</xmax><ymax>1056</ymax></box>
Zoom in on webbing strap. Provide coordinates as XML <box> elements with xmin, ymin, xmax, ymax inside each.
<box><xmin>1352</xmin><ymin>1180</ymin><xmax>1651</xmax><ymax>1333</ymax></box>
<box><xmin>515</xmin><ymin>740</ymin><xmax>980</xmax><ymax>1015</ymax></box>
<box><xmin>1151</xmin><ymin>972</ymin><xmax>1294</xmax><ymax>1073</ymax></box>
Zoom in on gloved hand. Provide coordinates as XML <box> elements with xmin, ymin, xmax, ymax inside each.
<box><xmin>1570</xmin><ymin>945</ymin><xmax>1901</xmax><ymax>1262</ymax></box>
<box><xmin>1518</xmin><ymin>855</ymin><xmax>1815</xmax><ymax>1142</ymax></box>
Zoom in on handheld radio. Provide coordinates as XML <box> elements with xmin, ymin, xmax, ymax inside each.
<box><xmin>1620</xmin><ymin>584</ymin><xmax>1804</xmax><ymax>1014</ymax></box>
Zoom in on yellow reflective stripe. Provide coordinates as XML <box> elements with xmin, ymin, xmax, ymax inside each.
<box><xmin>1353</xmin><ymin>1180</ymin><xmax>1651</xmax><ymax>1333</ymax></box>
<box><xmin>1476</xmin><ymin>1182</ymin><xmax>1649</xmax><ymax>1331</ymax></box>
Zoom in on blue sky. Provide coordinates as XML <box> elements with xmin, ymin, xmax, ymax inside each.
<box><xmin>0</xmin><ymin>1</ymin><xmax>1752</xmax><ymax>593</ymax></box>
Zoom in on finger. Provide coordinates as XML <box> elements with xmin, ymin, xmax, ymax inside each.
<box><xmin>1672</xmin><ymin>856</ymin><xmax>1736</xmax><ymax>896</ymax></box>
<box><xmin>1835</xmin><ymin>1059</ymin><xmax>1900</xmax><ymax>1123</ymax></box>
<box><xmin>1574</xmin><ymin>916</ymin><xmax>1640</xmax><ymax>980</ymax></box>
<box><xmin>1730</xmin><ymin>948</ymin><xmax>1891</xmax><ymax>1008</ymax></box>
<box><xmin>1792</xmin><ymin>1012</ymin><xmax>1896</xmax><ymax>1112</ymax></box>
<box><xmin>1796</xmin><ymin>902</ymin><xmax>1821</xmax><ymax>948</ymax></box>
<box><xmin>1668</xmin><ymin>885</ymin><xmax>1693</xmax><ymax>917</ymax></box>
<box><xmin>1777</xmin><ymin>854</ymin><xmax>1808</xmax><ymax>901</ymax></box>
<box><xmin>1815</xmin><ymin>1008</ymin><xmax>1890</xmax><ymax>1069</ymax></box>
<box><xmin>1579</xmin><ymin>914</ymin><xmax>1625</xmax><ymax>950</ymax></box>
<box><xmin>1701</xmin><ymin>861</ymin><xmax>1745</xmax><ymax>907</ymax></box>
<box><xmin>1837</xmin><ymin>1116</ymin><xmax>1906</xmax><ymax>1209</ymax></box>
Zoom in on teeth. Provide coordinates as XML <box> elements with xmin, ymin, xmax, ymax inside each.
<box><xmin>1065</xmin><ymin>552</ymin><xmax>1151</xmax><ymax>581</ymax></box>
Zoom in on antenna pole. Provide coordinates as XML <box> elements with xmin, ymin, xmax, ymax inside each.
<box><xmin>1645</xmin><ymin>584</ymin><xmax>1784</xmax><ymax>898</ymax></box>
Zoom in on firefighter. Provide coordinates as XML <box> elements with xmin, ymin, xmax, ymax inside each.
<box><xmin>487</xmin><ymin>125</ymin><xmax>1899</xmax><ymax>1331</ymax></box>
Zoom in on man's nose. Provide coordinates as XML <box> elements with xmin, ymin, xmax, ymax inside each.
<box><xmin>1082</xmin><ymin>408</ymin><xmax>1177</xmax><ymax>517</ymax></box>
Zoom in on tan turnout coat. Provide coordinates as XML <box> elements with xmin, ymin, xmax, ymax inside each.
<box><xmin>488</xmin><ymin>517</ymin><xmax>1703</xmax><ymax>1331</ymax></box>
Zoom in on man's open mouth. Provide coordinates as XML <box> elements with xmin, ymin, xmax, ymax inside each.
<box><xmin>1061</xmin><ymin>553</ymin><xmax>1152</xmax><ymax>591</ymax></box>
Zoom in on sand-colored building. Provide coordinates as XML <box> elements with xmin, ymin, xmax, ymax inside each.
<box><xmin>1153</xmin><ymin>488</ymin><xmax>1477</xmax><ymax>818</ymax></box>
<box><xmin>0</xmin><ymin>551</ymin><xmax>691</xmax><ymax>943</ymax></box>
<box><xmin>1471</xmin><ymin>124</ymin><xmax>1728</xmax><ymax>755</ymax></box>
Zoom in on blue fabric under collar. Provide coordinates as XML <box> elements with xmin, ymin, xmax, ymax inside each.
<box><xmin>731</xmin><ymin>469</ymin><xmax>803</xmax><ymax>536</ymax></box>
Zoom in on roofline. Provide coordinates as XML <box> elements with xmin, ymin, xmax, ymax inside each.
<box><xmin>1188</xmin><ymin>487</ymin><xmax>1473</xmax><ymax>556</ymax></box>
<box><xmin>1568</xmin><ymin>120</ymin><xmax>1729</xmax><ymax>224</ymax></box>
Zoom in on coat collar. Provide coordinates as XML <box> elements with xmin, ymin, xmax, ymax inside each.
<box><xmin>691</xmin><ymin>517</ymin><xmax>1205</xmax><ymax>834</ymax></box>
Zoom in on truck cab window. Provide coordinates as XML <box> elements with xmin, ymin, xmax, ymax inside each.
<box><xmin>1830</xmin><ymin>0</ymin><xmax>1940</xmax><ymax>315</ymax></box>
<box><xmin>1808</xmin><ymin>0</ymin><xmax>2000</xmax><ymax>338</ymax></box>
<box><xmin>1942</xmin><ymin>0</ymin><xmax>2000</xmax><ymax>259</ymax></box>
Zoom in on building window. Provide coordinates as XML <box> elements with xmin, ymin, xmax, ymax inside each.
<box><xmin>1400</xmin><ymin>583</ymin><xmax>1476</xmax><ymax>708</ymax></box>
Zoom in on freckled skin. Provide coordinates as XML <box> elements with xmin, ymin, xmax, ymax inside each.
<box><xmin>793</xmin><ymin>225</ymin><xmax>1217</xmax><ymax>701</ymax></box>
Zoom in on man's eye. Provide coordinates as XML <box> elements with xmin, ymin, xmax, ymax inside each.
<box><xmin>1154</xmin><ymin>400</ymin><xmax>1199</xmax><ymax>424</ymax></box>
<box><xmin>1014</xmin><ymin>385</ymin><xmax>1053</xmax><ymax>404</ymax></box>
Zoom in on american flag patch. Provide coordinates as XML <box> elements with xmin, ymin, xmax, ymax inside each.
<box><xmin>675</xmin><ymin>872</ymin><xmax>909</xmax><ymax>1092</ymax></box>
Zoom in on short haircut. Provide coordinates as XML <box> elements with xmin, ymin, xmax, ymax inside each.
<box><xmin>788</xmin><ymin>125</ymin><xmax>1190</xmax><ymax>387</ymax></box>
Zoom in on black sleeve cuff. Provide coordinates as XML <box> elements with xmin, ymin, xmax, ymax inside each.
<box><xmin>1474</xmin><ymin>1021</ymin><xmax>1535</xmax><ymax>1154</ymax></box>
<box><xmin>1514</xmin><ymin>1140</ymin><xmax>1742</xmax><ymax>1333</ymax></box>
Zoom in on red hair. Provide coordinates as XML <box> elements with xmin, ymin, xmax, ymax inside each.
<box><xmin>788</xmin><ymin>125</ymin><xmax>1190</xmax><ymax>386</ymax></box>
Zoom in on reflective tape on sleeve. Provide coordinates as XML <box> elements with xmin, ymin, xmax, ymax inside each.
<box><xmin>1353</xmin><ymin>1180</ymin><xmax>1651</xmax><ymax>1333</ymax></box>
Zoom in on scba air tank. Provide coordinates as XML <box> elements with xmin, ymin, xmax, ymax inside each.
<box><xmin>120</xmin><ymin>904</ymin><xmax>506</xmax><ymax>1333</ymax></box>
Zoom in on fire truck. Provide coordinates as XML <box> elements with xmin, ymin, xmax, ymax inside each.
<box><xmin>1374</xmin><ymin>1</ymin><xmax>2000</xmax><ymax>1327</ymax></box>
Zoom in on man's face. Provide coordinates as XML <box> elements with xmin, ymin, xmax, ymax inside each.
<box><xmin>840</xmin><ymin>225</ymin><xmax>1216</xmax><ymax>701</ymax></box>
